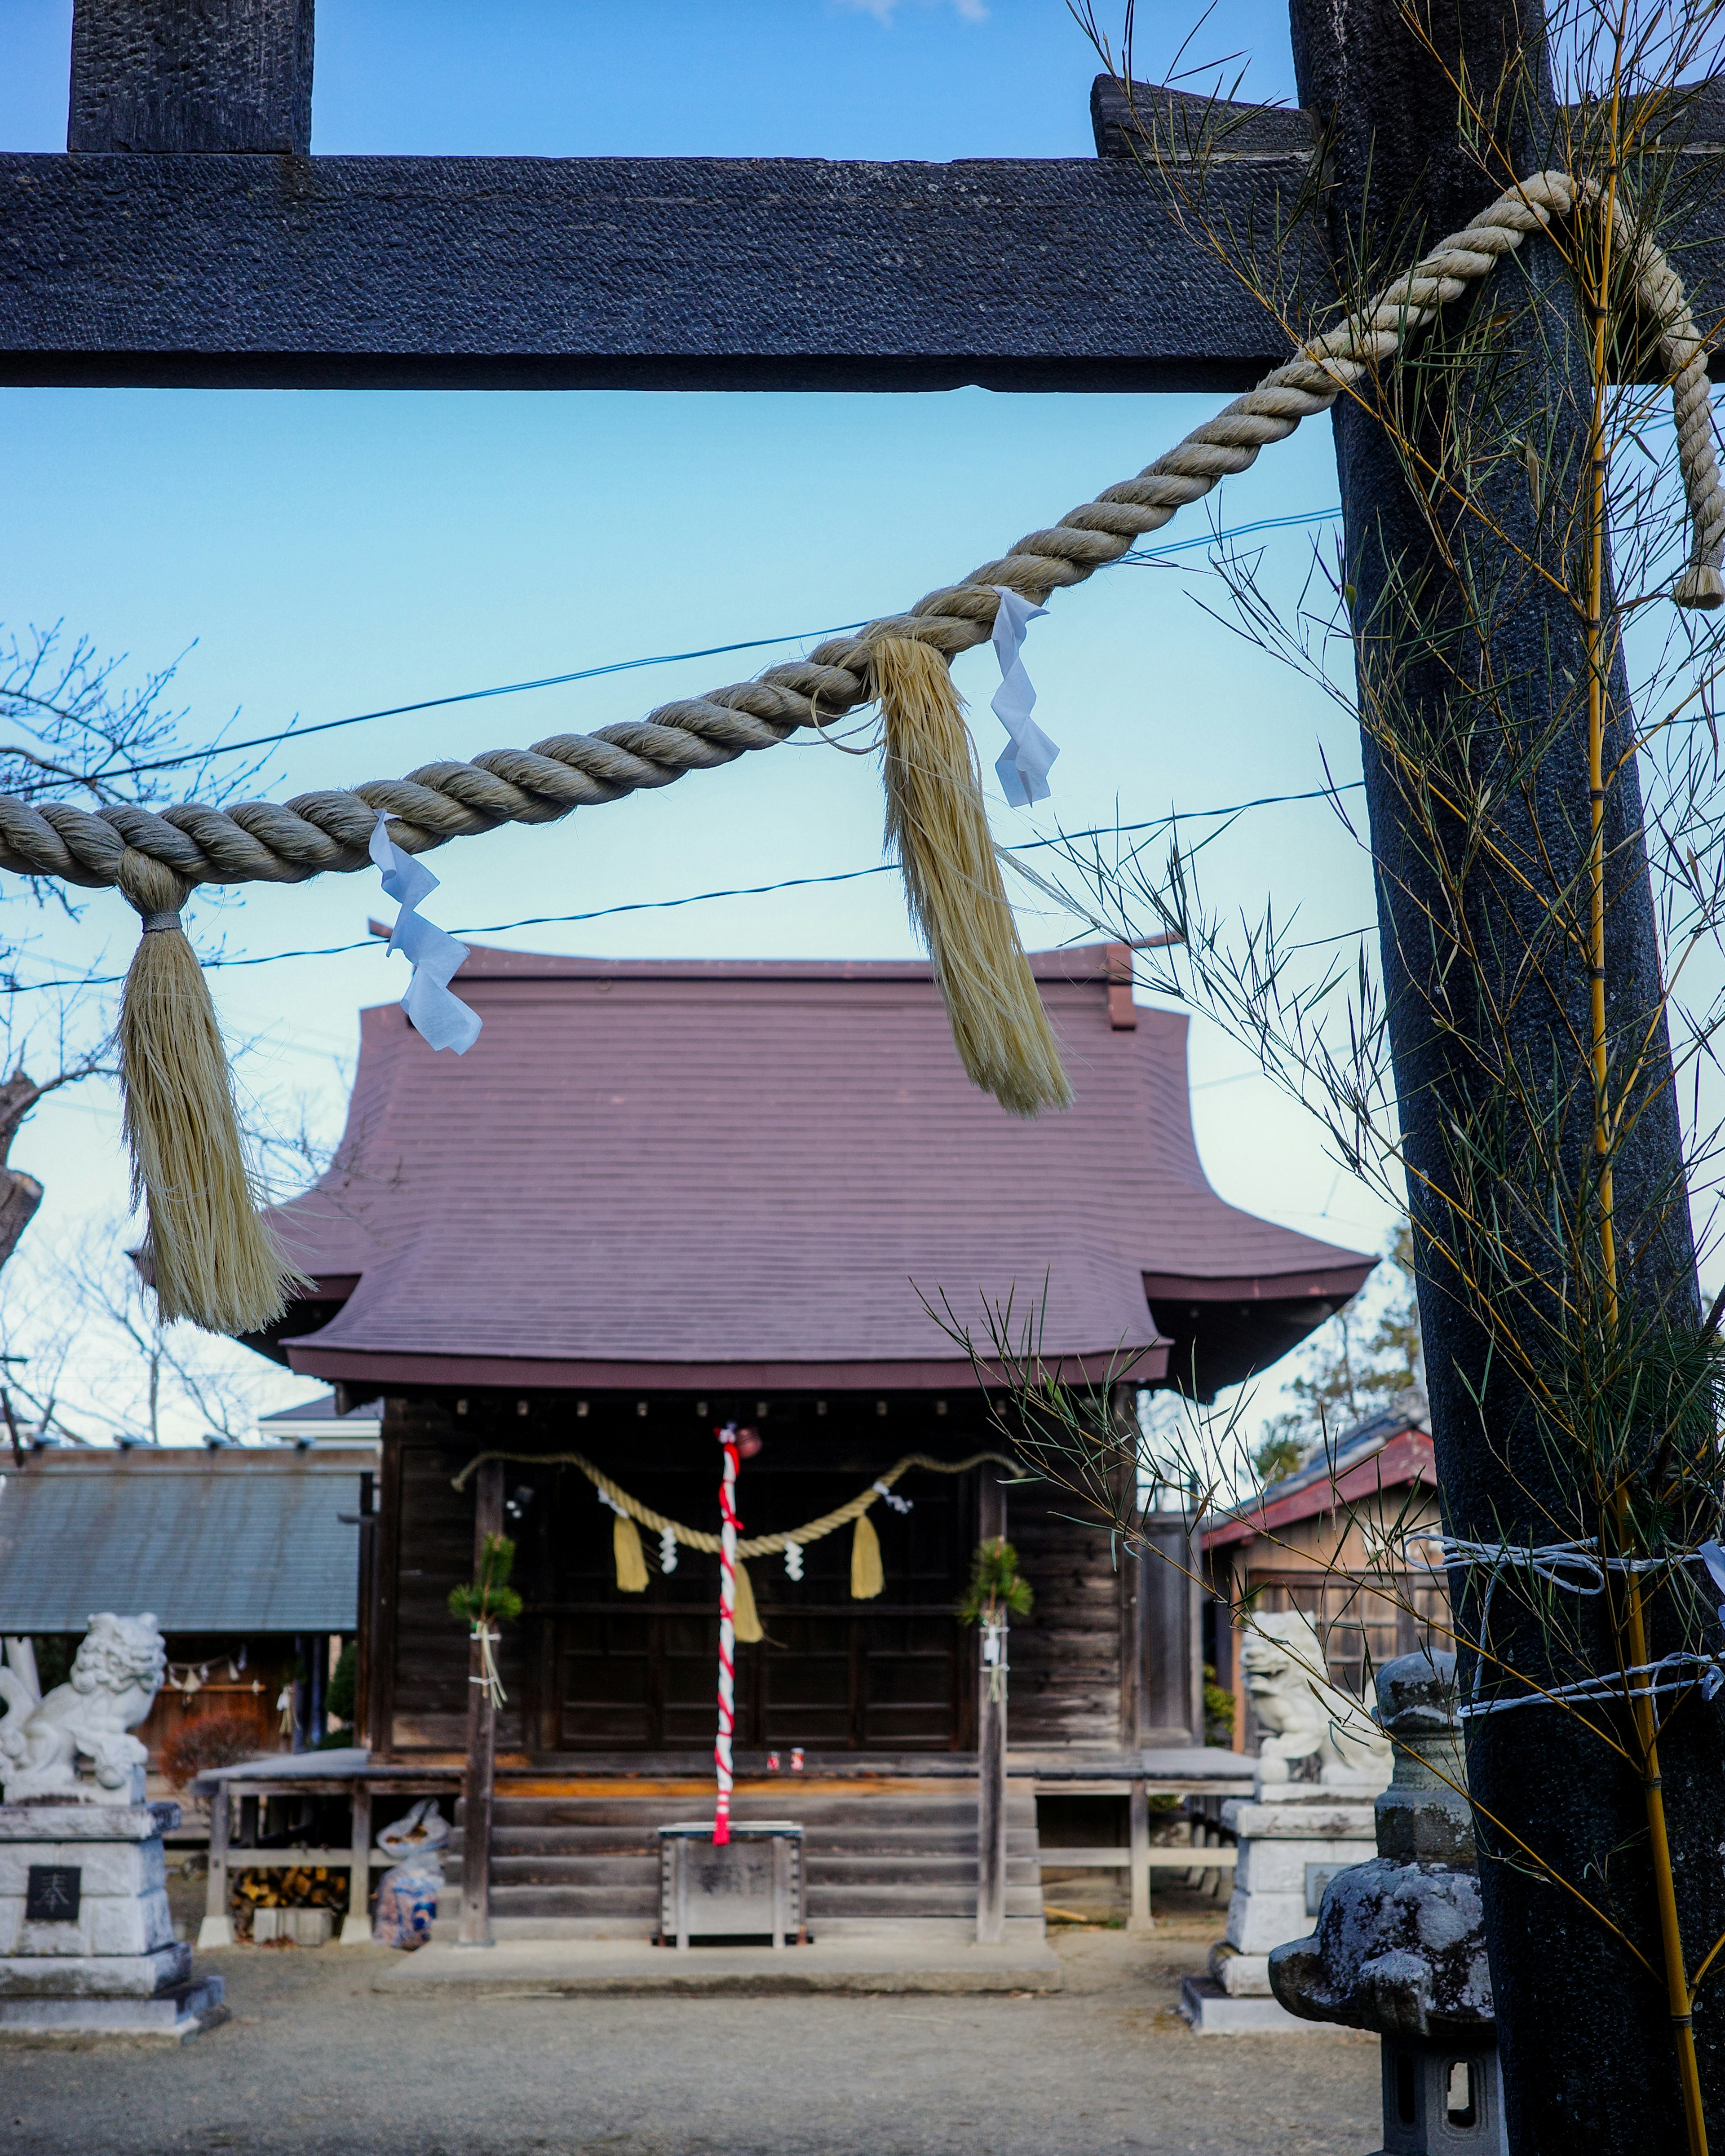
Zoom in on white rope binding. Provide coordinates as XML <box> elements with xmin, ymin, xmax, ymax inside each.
<box><xmin>469</xmin><ymin>1624</ymin><xmax>505</xmax><ymax>1711</ymax></box>
<box><xmin>1412</xmin><ymin>1534</ymin><xmax>1725</xmax><ymax>1719</ymax></box>
<box><xmin>982</xmin><ymin>1618</ymin><xmax>1008</xmax><ymax>1703</ymax></box>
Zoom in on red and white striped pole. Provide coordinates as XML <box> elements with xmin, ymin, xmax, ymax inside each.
<box><xmin>713</xmin><ymin>1424</ymin><xmax>741</xmax><ymax>1846</ymax></box>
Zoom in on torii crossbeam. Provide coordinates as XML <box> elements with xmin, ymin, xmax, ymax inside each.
<box><xmin>3</xmin><ymin>9</ymin><xmax>1721</xmax><ymax>393</ymax></box>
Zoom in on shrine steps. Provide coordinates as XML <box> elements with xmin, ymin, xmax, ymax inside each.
<box><xmin>446</xmin><ymin>1781</ymin><xmax>1044</xmax><ymax>1937</ymax></box>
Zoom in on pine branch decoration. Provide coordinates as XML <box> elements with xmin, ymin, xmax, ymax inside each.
<box><xmin>958</xmin><ymin>1536</ymin><xmax>1033</xmax><ymax>1625</ymax></box>
<box><xmin>449</xmin><ymin>1531</ymin><xmax>524</xmax><ymax>1629</ymax></box>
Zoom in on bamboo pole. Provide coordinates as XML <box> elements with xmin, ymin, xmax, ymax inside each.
<box><xmin>1584</xmin><ymin>52</ymin><xmax>1707</xmax><ymax>2148</ymax></box>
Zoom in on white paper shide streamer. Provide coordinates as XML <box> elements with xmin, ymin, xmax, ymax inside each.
<box><xmin>990</xmin><ymin>586</ymin><xmax>1058</xmax><ymax>809</ymax></box>
<box><xmin>370</xmin><ymin>813</ymin><xmax>482</xmax><ymax>1054</ymax></box>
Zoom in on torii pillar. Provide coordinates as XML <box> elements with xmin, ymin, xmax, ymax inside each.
<box><xmin>1292</xmin><ymin>3</ymin><xmax>1723</xmax><ymax>2149</ymax></box>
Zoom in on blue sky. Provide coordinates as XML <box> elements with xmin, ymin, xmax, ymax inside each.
<box><xmin>0</xmin><ymin>1</ymin><xmax>1393</xmax><ymax>1438</ymax></box>
<box><xmin>7</xmin><ymin>2</ymin><xmax>1304</xmax><ymax>160</ymax></box>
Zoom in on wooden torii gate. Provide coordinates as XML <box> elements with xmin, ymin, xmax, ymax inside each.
<box><xmin>5</xmin><ymin>4</ymin><xmax>1725</xmax><ymax>2149</ymax></box>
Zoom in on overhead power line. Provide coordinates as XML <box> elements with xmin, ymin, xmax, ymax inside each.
<box><xmin>1</xmin><ymin>778</ymin><xmax>1365</xmax><ymax>997</ymax></box>
<box><xmin>1122</xmin><ymin>506</ymin><xmax>1342</xmax><ymax>562</ymax></box>
<box><xmin>75</xmin><ymin>506</ymin><xmax>1345</xmax><ymax>785</ymax></box>
<box><xmin>90</xmin><ymin>623</ymin><xmax>873</xmax><ymax>783</ymax></box>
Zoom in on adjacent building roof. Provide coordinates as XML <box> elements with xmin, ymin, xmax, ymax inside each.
<box><xmin>0</xmin><ymin>1445</ymin><xmax>369</xmax><ymax>1633</ymax></box>
<box><xmin>256</xmin><ymin>1393</ymin><xmax>382</xmax><ymax>1448</ymax></box>
<box><xmin>257</xmin><ymin>943</ymin><xmax>1372</xmax><ymax>1394</ymax></box>
<box><xmin>1202</xmin><ymin>1397</ymin><xmax>1435</xmax><ymax>1549</ymax></box>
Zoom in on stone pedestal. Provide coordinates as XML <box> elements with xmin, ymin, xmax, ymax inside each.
<box><xmin>0</xmin><ymin>1802</ymin><xmax>225</xmax><ymax>2040</ymax></box>
<box><xmin>1180</xmin><ymin>1778</ymin><xmax>1381</xmax><ymax>2029</ymax></box>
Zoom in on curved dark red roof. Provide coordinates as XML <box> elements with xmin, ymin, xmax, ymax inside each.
<box><xmin>261</xmin><ymin>943</ymin><xmax>1371</xmax><ymax>1392</ymax></box>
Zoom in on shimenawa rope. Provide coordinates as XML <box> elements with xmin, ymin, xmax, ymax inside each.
<box><xmin>451</xmin><ymin>1446</ymin><xmax>1019</xmax><ymax>1558</ymax></box>
<box><xmin>31</xmin><ymin>169</ymin><xmax>1720</xmax><ymax>1329</ymax></box>
<box><xmin>7</xmin><ymin>169</ymin><xmax>1714</xmax><ymax>904</ymax></box>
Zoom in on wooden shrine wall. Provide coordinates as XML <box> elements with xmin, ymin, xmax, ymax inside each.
<box><xmin>368</xmin><ymin>1393</ymin><xmax>1188</xmax><ymax>1759</ymax></box>
<box><xmin>1007</xmin><ymin>1488</ymin><xmax>1129</xmax><ymax>1749</ymax></box>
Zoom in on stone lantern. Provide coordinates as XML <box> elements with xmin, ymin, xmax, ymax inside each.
<box><xmin>1269</xmin><ymin>1649</ymin><xmax>1504</xmax><ymax>2154</ymax></box>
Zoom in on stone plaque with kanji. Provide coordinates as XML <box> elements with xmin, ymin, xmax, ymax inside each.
<box><xmin>24</xmin><ymin>1865</ymin><xmax>81</xmax><ymax>1922</ymax></box>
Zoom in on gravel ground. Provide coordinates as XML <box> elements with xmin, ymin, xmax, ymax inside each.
<box><xmin>0</xmin><ymin>1915</ymin><xmax>1377</xmax><ymax>2156</ymax></box>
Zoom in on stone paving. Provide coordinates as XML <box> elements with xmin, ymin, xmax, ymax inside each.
<box><xmin>0</xmin><ymin>1913</ymin><xmax>1376</xmax><ymax>2156</ymax></box>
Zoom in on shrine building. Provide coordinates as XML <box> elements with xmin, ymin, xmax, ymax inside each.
<box><xmin>239</xmin><ymin>940</ymin><xmax>1371</xmax><ymax>1935</ymax></box>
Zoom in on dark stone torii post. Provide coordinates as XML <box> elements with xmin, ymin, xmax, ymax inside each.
<box><xmin>1289</xmin><ymin>4</ymin><xmax>1722</xmax><ymax>2148</ymax></box>
<box><xmin>5</xmin><ymin>3</ymin><xmax>1725</xmax><ymax>2144</ymax></box>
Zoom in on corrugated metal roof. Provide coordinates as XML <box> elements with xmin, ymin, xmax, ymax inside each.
<box><xmin>258</xmin><ymin>1393</ymin><xmax>381</xmax><ymax>1428</ymax></box>
<box><xmin>0</xmin><ymin>1449</ymin><xmax>366</xmax><ymax>1633</ymax></box>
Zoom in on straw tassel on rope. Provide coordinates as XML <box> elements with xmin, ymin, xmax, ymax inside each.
<box><xmin>872</xmin><ymin>636</ymin><xmax>1071</xmax><ymax>1118</ymax></box>
<box><xmin>731</xmin><ymin>1557</ymin><xmax>763</xmax><ymax>1644</ymax></box>
<box><xmin>3</xmin><ymin>179</ymin><xmax>1716</xmax><ymax>1220</ymax></box>
<box><xmin>850</xmin><ymin>1510</ymin><xmax>885</xmax><ymax>1600</ymax></box>
<box><xmin>116</xmin><ymin>860</ymin><xmax>302</xmax><ymax>1335</ymax></box>
<box><xmin>3</xmin><ymin>180</ymin><xmax>1721</xmax><ymax>924</ymax></box>
<box><xmin>612</xmin><ymin>1508</ymin><xmax>650</xmax><ymax>1594</ymax></box>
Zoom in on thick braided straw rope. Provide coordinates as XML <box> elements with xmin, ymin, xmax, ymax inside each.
<box><xmin>450</xmin><ymin>1446</ymin><xmax>1018</xmax><ymax>1557</ymax></box>
<box><xmin>1</xmin><ymin>171</ymin><xmax>1717</xmax><ymax>901</ymax></box>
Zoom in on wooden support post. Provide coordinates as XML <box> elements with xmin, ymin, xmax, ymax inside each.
<box><xmin>367</xmin><ymin>1438</ymin><xmax>402</xmax><ymax>1757</ymax></box>
<box><xmin>534</xmin><ymin>1616</ymin><xmax>559</xmax><ymax>1754</ymax></box>
<box><xmin>1128</xmin><ymin>1778</ymin><xmax>1152</xmax><ymax>1934</ymax></box>
<box><xmin>69</xmin><ymin>0</ymin><xmax>315</xmax><ymax>155</ymax></box>
<box><xmin>1137</xmin><ymin>1507</ymin><xmax>1205</xmax><ymax>1743</ymax></box>
<box><xmin>1183</xmin><ymin>1505</ymin><xmax>1203</xmax><ymax>1744</ymax></box>
<box><xmin>307</xmin><ymin>1630</ymin><xmax>327</xmax><ymax>1747</ymax></box>
<box><xmin>457</xmin><ymin>1458</ymin><xmax>504</xmax><ymax>1948</ymax></box>
<box><xmin>1231</xmin><ymin>1586</ymin><xmax>1248</xmax><ymax>1755</ymax></box>
<box><xmin>976</xmin><ymin>1468</ymin><xmax>1008</xmax><ymax>1946</ymax></box>
<box><xmin>289</xmin><ymin>1629</ymin><xmax>306</xmax><ymax>1752</ymax></box>
<box><xmin>340</xmin><ymin>1781</ymin><xmax>372</xmax><ymax>1945</ymax></box>
<box><xmin>770</xmin><ymin>1834</ymin><xmax>789</xmax><ymax>1952</ymax></box>
<box><xmin>196</xmin><ymin>1781</ymin><xmax>232</xmax><ymax>1948</ymax></box>
<box><xmin>354</xmin><ymin>1467</ymin><xmax>375</xmax><ymax>1749</ymax></box>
